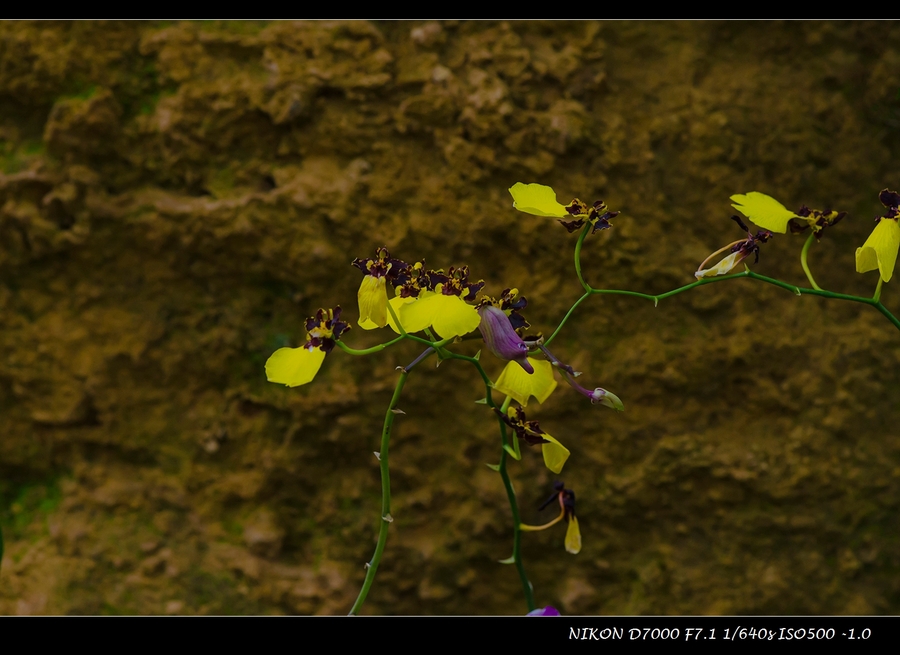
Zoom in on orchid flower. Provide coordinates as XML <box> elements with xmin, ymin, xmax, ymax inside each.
<box><xmin>520</xmin><ymin>481</ymin><xmax>581</xmax><ymax>555</ymax></box>
<box><xmin>509</xmin><ymin>182</ymin><xmax>618</xmax><ymax>234</ymax></box>
<box><xmin>498</xmin><ymin>406</ymin><xmax>569</xmax><ymax>474</ymax></box>
<box><xmin>695</xmin><ymin>215</ymin><xmax>773</xmax><ymax>279</ymax></box>
<box><xmin>856</xmin><ymin>189</ymin><xmax>900</xmax><ymax>283</ymax></box>
<box><xmin>492</xmin><ymin>358</ymin><xmax>557</xmax><ymax>406</ymax></box>
<box><xmin>731</xmin><ymin>191</ymin><xmax>845</xmax><ymax>237</ymax></box>
<box><xmin>352</xmin><ymin>248</ymin><xmax>408</xmax><ymax>330</ymax></box>
<box><xmin>265</xmin><ymin>307</ymin><xmax>350</xmax><ymax>387</ymax></box>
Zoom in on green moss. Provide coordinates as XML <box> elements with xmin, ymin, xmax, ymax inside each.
<box><xmin>0</xmin><ymin>477</ymin><xmax>62</xmax><ymax>543</ymax></box>
<box><xmin>0</xmin><ymin>138</ymin><xmax>45</xmax><ymax>174</ymax></box>
<box><xmin>56</xmin><ymin>84</ymin><xmax>100</xmax><ymax>103</ymax></box>
<box><xmin>222</xmin><ymin>518</ymin><xmax>244</xmax><ymax>537</ymax></box>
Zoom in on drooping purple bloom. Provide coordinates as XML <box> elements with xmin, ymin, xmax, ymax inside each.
<box><xmin>477</xmin><ymin>305</ymin><xmax>533</xmax><ymax>374</ymax></box>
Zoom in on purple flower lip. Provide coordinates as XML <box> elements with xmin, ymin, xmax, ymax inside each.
<box><xmin>477</xmin><ymin>305</ymin><xmax>533</xmax><ymax>374</ymax></box>
<box><xmin>527</xmin><ymin>606</ymin><xmax>560</xmax><ymax>616</ymax></box>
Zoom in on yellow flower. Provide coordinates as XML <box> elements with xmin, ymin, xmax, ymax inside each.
<box><xmin>388</xmin><ymin>266</ymin><xmax>484</xmax><ymax>339</ymax></box>
<box><xmin>520</xmin><ymin>482</ymin><xmax>581</xmax><ymax>555</ymax></box>
<box><xmin>564</xmin><ymin>515</ymin><xmax>582</xmax><ymax>555</ymax></box>
<box><xmin>540</xmin><ymin>433</ymin><xmax>570</xmax><ymax>476</ymax></box>
<box><xmin>856</xmin><ymin>219</ymin><xmax>900</xmax><ymax>282</ymax></box>
<box><xmin>856</xmin><ymin>190</ymin><xmax>900</xmax><ymax>283</ymax></box>
<box><xmin>352</xmin><ymin>247</ymin><xmax>406</xmax><ymax>330</ymax></box>
<box><xmin>266</xmin><ymin>345</ymin><xmax>326</xmax><ymax>388</ymax></box>
<box><xmin>508</xmin><ymin>182</ymin><xmax>569</xmax><ymax>217</ymax></box>
<box><xmin>493</xmin><ymin>358</ymin><xmax>557</xmax><ymax>406</ymax></box>
<box><xmin>730</xmin><ymin>192</ymin><xmax>797</xmax><ymax>234</ymax></box>
<box><xmin>394</xmin><ymin>289</ymin><xmax>481</xmax><ymax>339</ymax></box>
<box><xmin>509</xmin><ymin>182</ymin><xmax>618</xmax><ymax>234</ymax></box>
<box><xmin>500</xmin><ymin>406</ymin><xmax>569</xmax><ymax>474</ymax></box>
<box><xmin>357</xmin><ymin>275</ymin><xmax>388</xmax><ymax>330</ymax></box>
<box><xmin>732</xmin><ymin>191</ymin><xmax>846</xmax><ymax>236</ymax></box>
<box><xmin>265</xmin><ymin>307</ymin><xmax>350</xmax><ymax>387</ymax></box>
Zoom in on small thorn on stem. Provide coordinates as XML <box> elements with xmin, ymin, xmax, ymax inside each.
<box><xmin>374</xmin><ymin>451</ymin><xmax>381</xmax><ymax>460</ymax></box>
<box><xmin>391</xmin><ymin>408</ymin><xmax>406</xmax><ymax>415</ymax></box>
<box><xmin>382</xmin><ymin>513</ymin><xmax>394</xmax><ymax>523</ymax></box>
<box><xmin>364</xmin><ymin>562</ymin><xmax>371</xmax><ymax>569</ymax></box>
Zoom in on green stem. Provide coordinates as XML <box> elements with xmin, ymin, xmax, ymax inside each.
<box><xmin>443</xmin><ymin>352</ymin><xmax>534</xmax><ymax>611</ymax></box>
<box><xmin>539</xmin><ymin>225</ymin><xmax>594</xmax><ymax>350</ymax></box>
<box><xmin>401</xmin><ymin>332</ymin><xmax>455</xmax><ymax>352</ymax></box>
<box><xmin>495</xmin><ymin>394</ymin><xmax>533</xmax><ymax>611</ymax></box>
<box><xmin>349</xmin><ymin>370</ymin><xmax>409</xmax><ymax>616</ymax></box>
<box><xmin>542</xmin><ymin>291</ymin><xmax>590</xmax><ymax>349</ymax></box>
<box><xmin>336</xmin><ymin>336</ymin><xmax>405</xmax><ymax>356</ymax></box>
<box><xmin>573</xmin><ymin>224</ymin><xmax>593</xmax><ymax>292</ymax></box>
<box><xmin>800</xmin><ymin>232</ymin><xmax>822</xmax><ymax>291</ymax></box>
<box><xmin>874</xmin><ymin>277</ymin><xmax>884</xmax><ymax>303</ymax></box>
<box><xmin>579</xmin><ymin>270</ymin><xmax>900</xmax><ymax>331</ymax></box>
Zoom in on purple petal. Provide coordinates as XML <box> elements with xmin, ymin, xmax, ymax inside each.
<box><xmin>477</xmin><ymin>305</ymin><xmax>533</xmax><ymax>373</ymax></box>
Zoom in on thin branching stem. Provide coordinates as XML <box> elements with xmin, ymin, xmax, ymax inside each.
<box><xmin>562</xmin><ymin>231</ymin><xmax>900</xmax><ymax>336</ymax></box>
<box><xmin>349</xmin><ymin>369</ymin><xmax>410</xmax><ymax>616</ymax></box>
<box><xmin>800</xmin><ymin>232</ymin><xmax>823</xmax><ymax>291</ymax></box>
<box><xmin>336</xmin><ymin>336</ymin><xmax>405</xmax><ymax>356</ymax></box>
<box><xmin>573</xmin><ymin>223</ymin><xmax>592</xmax><ymax>292</ymax></box>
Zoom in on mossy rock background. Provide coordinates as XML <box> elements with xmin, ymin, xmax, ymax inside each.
<box><xmin>2</xmin><ymin>20</ymin><xmax>900</xmax><ymax>615</ymax></box>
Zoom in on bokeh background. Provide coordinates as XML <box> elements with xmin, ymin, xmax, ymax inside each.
<box><xmin>2</xmin><ymin>20</ymin><xmax>900</xmax><ymax>615</ymax></box>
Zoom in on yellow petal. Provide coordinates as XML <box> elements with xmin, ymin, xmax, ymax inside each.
<box><xmin>730</xmin><ymin>192</ymin><xmax>796</xmax><ymax>234</ymax></box>
<box><xmin>493</xmin><ymin>359</ymin><xmax>557</xmax><ymax>407</ymax></box>
<box><xmin>694</xmin><ymin>250</ymin><xmax>744</xmax><ymax>279</ymax></box>
<box><xmin>429</xmin><ymin>295</ymin><xmax>481</xmax><ymax>339</ymax></box>
<box><xmin>265</xmin><ymin>346</ymin><xmax>325</xmax><ymax>387</ymax></box>
<box><xmin>358</xmin><ymin>275</ymin><xmax>388</xmax><ymax>329</ymax></box>
<box><xmin>509</xmin><ymin>183</ymin><xmax>569</xmax><ymax>218</ymax></box>
<box><xmin>565</xmin><ymin>516</ymin><xmax>581</xmax><ymax>554</ymax></box>
<box><xmin>856</xmin><ymin>218</ymin><xmax>900</xmax><ymax>282</ymax></box>
<box><xmin>396</xmin><ymin>292</ymin><xmax>439</xmax><ymax>334</ymax></box>
<box><xmin>392</xmin><ymin>291</ymin><xmax>481</xmax><ymax>338</ymax></box>
<box><xmin>540</xmin><ymin>433</ymin><xmax>570</xmax><ymax>474</ymax></box>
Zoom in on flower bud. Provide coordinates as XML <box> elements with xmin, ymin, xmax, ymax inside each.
<box><xmin>590</xmin><ymin>388</ymin><xmax>624</xmax><ymax>411</ymax></box>
<box><xmin>477</xmin><ymin>305</ymin><xmax>533</xmax><ymax>374</ymax></box>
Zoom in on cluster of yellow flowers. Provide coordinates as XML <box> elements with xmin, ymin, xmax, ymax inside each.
<box><xmin>698</xmin><ymin>188</ymin><xmax>897</xmax><ymax>283</ymax></box>
<box><xmin>265</xmin><ymin>180</ymin><xmax>900</xmax><ymax>574</ymax></box>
